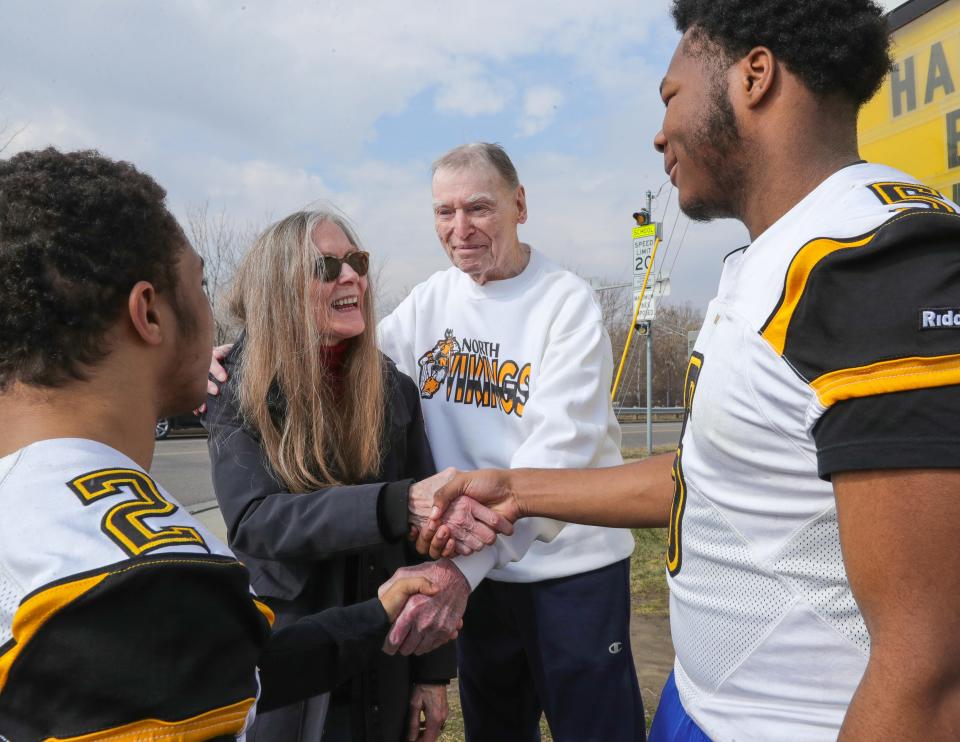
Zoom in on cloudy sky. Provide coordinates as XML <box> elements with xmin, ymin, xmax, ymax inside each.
<box><xmin>1</xmin><ymin>0</ymin><xmax>904</xmax><ymax>311</ymax></box>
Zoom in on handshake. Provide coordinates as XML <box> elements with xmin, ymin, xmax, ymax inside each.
<box><xmin>376</xmin><ymin>467</ymin><xmax>518</xmax><ymax>656</ymax></box>
<box><xmin>408</xmin><ymin>467</ymin><xmax>517</xmax><ymax>558</ymax></box>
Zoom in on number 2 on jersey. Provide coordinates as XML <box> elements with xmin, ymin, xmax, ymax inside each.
<box><xmin>68</xmin><ymin>468</ymin><xmax>209</xmax><ymax>557</ymax></box>
<box><xmin>667</xmin><ymin>352</ymin><xmax>703</xmax><ymax>577</ymax></box>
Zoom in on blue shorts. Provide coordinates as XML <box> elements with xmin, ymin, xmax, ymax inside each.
<box><xmin>648</xmin><ymin>671</ymin><xmax>712</xmax><ymax>742</ymax></box>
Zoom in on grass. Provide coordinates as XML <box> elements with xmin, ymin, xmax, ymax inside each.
<box><xmin>437</xmin><ymin>525</ymin><xmax>671</xmax><ymax>740</ymax></box>
<box><xmin>630</xmin><ymin>527</ymin><xmax>670</xmax><ymax>616</ymax></box>
<box><xmin>436</xmin><ymin>686</ymin><xmax>554</xmax><ymax>742</ymax></box>
<box><xmin>621</xmin><ymin>444</ymin><xmax>676</xmax><ymax>461</ymax></box>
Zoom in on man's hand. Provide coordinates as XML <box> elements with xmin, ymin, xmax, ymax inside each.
<box><xmin>407</xmin><ymin>684</ymin><xmax>448</xmax><ymax>742</ymax></box>
<box><xmin>378</xmin><ymin>576</ymin><xmax>439</xmax><ymax>622</ymax></box>
<box><xmin>379</xmin><ymin>560</ymin><xmax>469</xmax><ymax>656</ymax></box>
<box><xmin>409</xmin><ymin>468</ymin><xmax>513</xmax><ymax>558</ymax></box>
<box><xmin>417</xmin><ymin>468</ymin><xmax>520</xmax><ymax>558</ymax></box>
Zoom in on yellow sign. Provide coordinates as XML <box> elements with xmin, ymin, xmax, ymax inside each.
<box><xmin>632</xmin><ymin>224</ymin><xmax>657</xmax><ymax>240</ymax></box>
<box><xmin>632</xmin><ymin>223</ymin><xmax>657</xmax><ymax>289</ymax></box>
<box><xmin>859</xmin><ymin>0</ymin><xmax>960</xmax><ymax>201</ymax></box>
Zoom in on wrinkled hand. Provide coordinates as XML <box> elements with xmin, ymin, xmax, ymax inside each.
<box><xmin>407</xmin><ymin>684</ymin><xmax>448</xmax><ymax>742</ymax></box>
<box><xmin>409</xmin><ymin>468</ymin><xmax>514</xmax><ymax>558</ymax></box>
<box><xmin>417</xmin><ymin>468</ymin><xmax>521</xmax><ymax>559</ymax></box>
<box><xmin>379</xmin><ymin>560</ymin><xmax>469</xmax><ymax>656</ymax></box>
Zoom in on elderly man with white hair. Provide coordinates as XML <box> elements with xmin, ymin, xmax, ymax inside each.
<box><xmin>377</xmin><ymin>142</ymin><xmax>645</xmax><ymax>742</ymax></box>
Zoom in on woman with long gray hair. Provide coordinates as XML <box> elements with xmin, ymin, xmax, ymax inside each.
<box><xmin>203</xmin><ymin>208</ymin><xmax>456</xmax><ymax>742</ymax></box>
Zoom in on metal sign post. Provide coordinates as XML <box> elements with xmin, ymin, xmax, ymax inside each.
<box><xmin>631</xmin><ymin>211</ymin><xmax>660</xmax><ymax>454</ymax></box>
<box><xmin>611</xmin><ymin>192</ymin><xmax>666</xmax><ymax>415</ymax></box>
<box><xmin>610</xmin><ymin>221</ymin><xmax>660</xmax><ymax>402</ymax></box>
<box><xmin>647</xmin><ymin>326</ymin><xmax>653</xmax><ymax>455</ymax></box>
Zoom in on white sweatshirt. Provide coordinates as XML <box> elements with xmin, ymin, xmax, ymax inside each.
<box><xmin>379</xmin><ymin>248</ymin><xmax>635</xmax><ymax>589</ymax></box>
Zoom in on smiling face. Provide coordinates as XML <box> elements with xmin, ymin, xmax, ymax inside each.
<box><xmin>654</xmin><ymin>31</ymin><xmax>745</xmax><ymax>222</ymax></box>
<box><xmin>312</xmin><ymin>219</ymin><xmax>367</xmax><ymax>345</ymax></box>
<box><xmin>432</xmin><ymin>163</ymin><xmax>528</xmax><ymax>284</ymax></box>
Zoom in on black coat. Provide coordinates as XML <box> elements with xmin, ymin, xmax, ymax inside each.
<box><xmin>204</xmin><ymin>342</ymin><xmax>456</xmax><ymax>741</ymax></box>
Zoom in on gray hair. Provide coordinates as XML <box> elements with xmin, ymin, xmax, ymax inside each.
<box><xmin>431</xmin><ymin>142</ymin><xmax>520</xmax><ymax>189</ymax></box>
<box><xmin>227</xmin><ymin>205</ymin><xmax>386</xmax><ymax>491</ymax></box>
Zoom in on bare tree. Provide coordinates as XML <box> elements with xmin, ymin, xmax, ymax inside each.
<box><xmin>185</xmin><ymin>202</ymin><xmax>255</xmax><ymax>344</ymax></box>
<box><xmin>0</xmin><ymin>94</ymin><xmax>27</xmax><ymax>155</ymax></box>
<box><xmin>592</xmin><ymin>281</ymin><xmax>642</xmax><ymax>407</ymax></box>
<box><xmin>634</xmin><ymin>302</ymin><xmax>705</xmax><ymax>407</ymax></box>
<box><xmin>0</xmin><ymin>124</ymin><xmax>25</xmax><ymax>155</ymax></box>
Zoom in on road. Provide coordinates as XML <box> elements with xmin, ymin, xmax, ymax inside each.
<box><xmin>150</xmin><ymin>434</ymin><xmax>217</xmax><ymax>511</ymax></box>
<box><xmin>620</xmin><ymin>421</ymin><xmax>682</xmax><ymax>451</ymax></box>
<box><xmin>151</xmin><ymin>420</ymin><xmax>683</xmax><ymax>514</ymax></box>
<box><xmin>151</xmin><ymin>434</ymin><xmax>676</xmax><ymax>736</ymax></box>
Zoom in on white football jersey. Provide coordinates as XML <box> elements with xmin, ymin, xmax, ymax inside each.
<box><xmin>667</xmin><ymin>163</ymin><xmax>960</xmax><ymax>740</ymax></box>
<box><xmin>0</xmin><ymin>438</ymin><xmax>271</xmax><ymax>740</ymax></box>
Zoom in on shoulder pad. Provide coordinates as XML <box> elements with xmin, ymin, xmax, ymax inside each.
<box><xmin>760</xmin><ymin>209</ymin><xmax>960</xmax><ymax>406</ymax></box>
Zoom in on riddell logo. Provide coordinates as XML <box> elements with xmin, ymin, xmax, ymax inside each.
<box><xmin>920</xmin><ymin>308</ymin><xmax>960</xmax><ymax>329</ymax></box>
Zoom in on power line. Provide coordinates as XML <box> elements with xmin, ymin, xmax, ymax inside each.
<box><xmin>656</xmin><ymin>193</ymin><xmax>683</xmax><ymax>280</ymax></box>
<box><xmin>614</xmin><ymin>332</ymin><xmax>642</xmax><ymax>411</ymax></box>
<box><xmin>651</xmin><ymin>178</ymin><xmax>670</xmax><ymax>206</ymax></box>
<box><xmin>667</xmin><ymin>216</ymin><xmax>691</xmax><ymax>278</ymax></box>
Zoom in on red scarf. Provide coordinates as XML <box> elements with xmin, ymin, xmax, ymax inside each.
<box><xmin>319</xmin><ymin>341</ymin><xmax>349</xmax><ymax>396</ymax></box>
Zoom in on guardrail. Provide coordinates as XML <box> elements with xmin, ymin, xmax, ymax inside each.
<box><xmin>614</xmin><ymin>406</ymin><xmax>684</xmax><ymax>422</ymax></box>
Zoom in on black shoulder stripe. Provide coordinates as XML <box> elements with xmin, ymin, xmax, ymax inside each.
<box><xmin>16</xmin><ymin>552</ymin><xmax>241</xmax><ymax>606</ymax></box>
<box><xmin>760</xmin><ymin>209</ymin><xmax>960</xmax><ymax>403</ymax></box>
<box><xmin>0</xmin><ymin>556</ymin><xmax>269</xmax><ymax>738</ymax></box>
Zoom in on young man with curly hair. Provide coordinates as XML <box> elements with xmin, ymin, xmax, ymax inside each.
<box><xmin>0</xmin><ymin>148</ymin><xmax>440</xmax><ymax>739</ymax></box>
<box><xmin>426</xmin><ymin>1</ymin><xmax>960</xmax><ymax>739</ymax></box>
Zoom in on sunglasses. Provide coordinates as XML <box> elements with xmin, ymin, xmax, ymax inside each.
<box><xmin>315</xmin><ymin>251</ymin><xmax>370</xmax><ymax>282</ymax></box>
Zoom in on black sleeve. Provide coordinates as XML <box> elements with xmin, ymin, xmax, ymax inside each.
<box><xmin>377</xmin><ymin>479</ymin><xmax>414</xmax><ymax>543</ymax></box>
<box><xmin>813</xmin><ymin>385</ymin><xmax>960</xmax><ymax>478</ymax></box>
<box><xmin>391</xmin><ymin>370</ymin><xmax>457</xmax><ymax>683</ymax></box>
<box><xmin>759</xmin><ymin>208</ymin><xmax>960</xmax><ymax>477</ymax></box>
<box><xmin>409</xmin><ymin>640</ymin><xmax>457</xmax><ymax>685</ymax></box>
<box><xmin>0</xmin><ymin>555</ymin><xmax>270</xmax><ymax>739</ymax></box>
<box><xmin>203</xmin><ymin>349</ymin><xmax>404</xmax><ymax>560</ymax></box>
<box><xmin>257</xmin><ymin>598</ymin><xmax>390</xmax><ymax>711</ymax></box>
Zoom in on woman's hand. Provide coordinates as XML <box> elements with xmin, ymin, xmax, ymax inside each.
<box><xmin>416</xmin><ymin>468</ymin><xmax>521</xmax><ymax>558</ymax></box>
<box><xmin>207</xmin><ymin>343</ymin><xmax>233</xmax><ymax>395</ymax></box>
<box><xmin>194</xmin><ymin>343</ymin><xmax>234</xmax><ymax>414</ymax></box>
<box><xmin>408</xmin><ymin>468</ymin><xmax>513</xmax><ymax>558</ymax></box>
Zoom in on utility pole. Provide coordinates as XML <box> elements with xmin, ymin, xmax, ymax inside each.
<box><xmin>614</xmin><ymin>188</ymin><xmax>661</xmax><ymax>457</ymax></box>
<box><xmin>643</xmin><ymin>189</ymin><xmax>653</xmax><ymax>456</ymax></box>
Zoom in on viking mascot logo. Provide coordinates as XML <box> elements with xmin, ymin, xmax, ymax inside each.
<box><xmin>417</xmin><ymin>329</ymin><xmax>460</xmax><ymax>399</ymax></box>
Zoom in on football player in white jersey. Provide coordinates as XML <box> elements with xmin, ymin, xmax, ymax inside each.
<box><xmin>422</xmin><ymin>0</ymin><xmax>960</xmax><ymax>739</ymax></box>
<box><xmin>0</xmin><ymin>148</ymin><xmax>442</xmax><ymax>739</ymax></box>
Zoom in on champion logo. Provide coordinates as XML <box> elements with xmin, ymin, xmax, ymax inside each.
<box><xmin>608</xmin><ymin>641</ymin><xmax>623</xmax><ymax>654</ymax></box>
<box><xmin>919</xmin><ymin>308</ymin><xmax>960</xmax><ymax>330</ymax></box>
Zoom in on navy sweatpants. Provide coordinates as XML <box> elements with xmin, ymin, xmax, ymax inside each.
<box><xmin>457</xmin><ymin>558</ymin><xmax>645</xmax><ymax>742</ymax></box>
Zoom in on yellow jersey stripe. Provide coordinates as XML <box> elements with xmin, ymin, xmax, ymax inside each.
<box><xmin>46</xmin><ymin>698</ymin><xmax>255</xmax><ymax>741</ymax></box>
<box><xmin>254</xmin><ymin>598</ymin><xmax>275</xmax><ymax>627</ymax></box>
<box><xmin>811</xmin><ymin>353</ymin><xmax>960</xmax><ymax>407</ymax></box>
<box><xmin>0</xmin><ymin>572</ymin><xmax>108</xmax><ymax>692</ymax></box>
<box><xmin>761</xmin><ymin>233</ymin><xmax>877</xmax><ymax>356</ymax></box>
<box><xmin>0</xmin><ymin>558</ymin><xmax>260</xmax><ymax>692</ymax></box>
